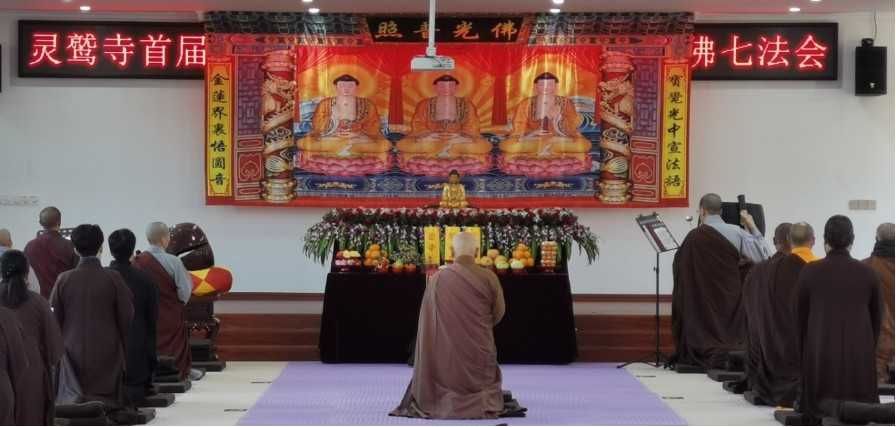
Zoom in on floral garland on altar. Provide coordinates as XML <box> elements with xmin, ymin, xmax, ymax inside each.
<box><xmin>303</xmin><ymin>208</ymin><xmax>599</xmax><ymax>265</ymax></box>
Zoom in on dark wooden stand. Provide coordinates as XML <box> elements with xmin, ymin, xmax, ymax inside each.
<box><xmin>186</xmin><ymin>295</ymin><xmax>226</xmax><ymax>372</ymax></box>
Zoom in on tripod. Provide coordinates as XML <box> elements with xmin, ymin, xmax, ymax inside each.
<box><xmin>617</xmin><ymin>213</ymin><xmax>678</xmax><ymax>369</ymax></box>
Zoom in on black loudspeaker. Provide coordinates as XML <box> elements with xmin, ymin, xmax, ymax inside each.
<box><xmin>856</xmin><ymin>39</ymin><xmax>887</xmax><ymax>96</ymax></box>
<box><xmin>720</xmin><ymin>202</ymin><xmax>766</xmax><ymax>237</ymax></box>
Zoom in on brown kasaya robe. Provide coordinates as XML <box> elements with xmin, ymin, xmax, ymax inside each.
<box><xmin>134</xmin><ymin>252</ymin><xmax>191</xmax><ymax>380</ymax></box>
<box><xmin>24</xmin><ymin>230</ymin><xmax>79</xmax><ymax>299</ymax></box>
<box><xmin>391</xmin><ymin>255</ymin><xmax>523</xmax><ymax>419</ymax></box>
<box><xmin>743</xmin><ymin>253</ymin><xmax>807</xmax><ymax>407</ymax></box>
<box><xmin>0</xmin><ymin>289</ymin><xmax>64</xmax><ymax>425</ymax></box>
<box><xmin>796</xmin><ymin>249</ymin><xmax>881</xmax><ymax>421</ymax></box>
<box><xmin>863</xmin><ymin>254</ymin><xmax>894</xmax><ymax>383</ymax></box>
<box><xmin>0</xmin><ymin>306</ymin><xmax>29</xmax><ymax>425</ymax></box>
<box><xmin>672</xmin><ymin>224</ymin><xmax>750</xmax><ymax>369</ymax></box>
<box><xmin>50</xmin><ymin>257</ymin><xmax>134</xmax><ymax>407</ymax></box>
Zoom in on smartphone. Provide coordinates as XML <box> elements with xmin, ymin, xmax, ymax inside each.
<box><xmin>737</xmin><ymin>194</ymin><xmax>747</xmax><ymax>227</ymax></box>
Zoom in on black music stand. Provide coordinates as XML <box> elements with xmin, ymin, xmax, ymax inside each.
<box><xmin>617</xmin><ymin>213</ymin><xmax>680</xmax><ymax>369</ymax></box>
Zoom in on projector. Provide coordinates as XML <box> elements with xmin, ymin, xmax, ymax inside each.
<box><xmin>410</xmin><ymin>55</ymin><xmax>455</xmax><ymax>71</ymax></box>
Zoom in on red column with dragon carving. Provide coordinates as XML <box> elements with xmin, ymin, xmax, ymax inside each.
<box><xmin>261</xmin><ymin>50</ymin><xmax>297</xmax><ymax>203</ymax></box>
<box><xmin>597</xmin><ymin>51</ymin><xmax>635</xmax><ymax>204</ymax></box>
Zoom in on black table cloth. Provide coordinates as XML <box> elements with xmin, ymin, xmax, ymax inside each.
<box><xmin>319</xmin><ymin>270</ymin><xmax>577</xmax><ymax>364</ymax></box>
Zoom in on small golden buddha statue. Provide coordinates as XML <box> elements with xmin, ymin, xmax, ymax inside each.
<box><xmin>439</xmin><ymin>169</ymin><xmax>469</xmax><ymax>209</ymax></box>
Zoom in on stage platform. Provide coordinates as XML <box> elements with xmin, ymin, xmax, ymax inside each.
<box><xmin>212</xmin><ymin>295</ymin><xmax>673</xmax><ymax>363</ymax></box>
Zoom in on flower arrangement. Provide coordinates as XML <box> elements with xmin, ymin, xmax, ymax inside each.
<box><xmin>303</xmin><ymin>208</ymin><xmax>599</xmax><ymax>266</ymax></box>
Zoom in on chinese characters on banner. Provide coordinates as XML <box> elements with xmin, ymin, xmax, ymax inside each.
<box><xmin>18</xmin><ymin>21</ymin><xmax>205</xmax><ymax>79</ymax></box>
<box><xmin>661</xmin><ymin>62</ymin><xmax>689</xmax><ymax>199</ymax></box>
<box><xmin>691</xmin><ymin>23</ymin><xmax>837</xmax><ymax>80</ymax></box>
<box><xmin>366</xmin><ymin>17</ymin><xmax>523</xmax><ymax>43</ymax></box>
<box><xmin>206</xmin><ymin>61</ymin><xmax>233</xmax><ymax>197</ymax></box>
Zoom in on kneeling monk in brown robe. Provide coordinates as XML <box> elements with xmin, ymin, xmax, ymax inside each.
<box><xmin>134</xmin><ymin>222</ymin><xmax>193</xmax><ymax>381</ymax></box>
<box><xmin>672</xmin><ymin>193</ymin><xmax>770</xmax><ymax>370</ymax></box>
<box><xmin>796</xmin><ymin>215</ymin><xmax>882</xmax><ymax>422</ymax></box>
<box><xmin>743</xmin><ymin>223</ymin><xmax>815</xmax><ymax>407</ymax></box>
<box><xmin>51</xmin><ymin>224</ymin><xmax>134</xmax><ymax>407</ymax></box>
<box><xmin>863</xmin><ymin>222</ymin><xmax>894</xmax><ymax>384</ymax></box>
<box><xmin>0</xmin><ymin>250</ymin><xmax>63</xmax><ymax>425</ymax></box>
<box><xmin>391</xmin><ymin>232</ymin><xmax>525</xmax><ymax>419</ymax></box>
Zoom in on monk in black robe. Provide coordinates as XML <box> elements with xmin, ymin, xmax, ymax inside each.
<box><xmin>672</xmin><ymin>193</ymin><xmax>769</xmax><ymax>370</ymax></box>
<box><xmin>0</xmin><ymin>250</ymin><xmax>64</xmax><ymax>425</ymax></box>
<box><xmin>863</xmin><ymin>222</ymin><xmax>894</xmax><ymax>384</ymax></box>
<box><xmin>743</xmin><ymin>223</ymin><xmax>814</xmax><ymax>407</ymax></box>
<box><xmin>50</xmin><ymin>224</ymin><xmax>134</xmax><ymax>408</ymax></box>
<box><xmin>24</xmin><ymin>207</ymin><xmax>79</xmax><ymax>299</ymax></box>
<box><xmin>0</xmin><ymin>305</ymin><xmax>28</xmax><ymax>425</ymax></box>
<box><xmin>796</xmin><ymin>215</ymin><xmax>882</xmax><ymax>422</ymax></box>
<box><xmin>109</xmin><ymin>229</ymin><xmax>160</xmax><ymax>406</ymax></box>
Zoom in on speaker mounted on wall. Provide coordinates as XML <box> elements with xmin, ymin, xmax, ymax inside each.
<box><xmin>855</xmin><ymin>38</ymin><xmax>887</xmax><ymax>96</ymax></box>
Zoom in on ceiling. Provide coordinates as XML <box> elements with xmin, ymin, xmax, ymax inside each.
<box><xmin>0</xmin><ymin>0</ymin><xmax>892</xmax><ymax>15</ymax></box>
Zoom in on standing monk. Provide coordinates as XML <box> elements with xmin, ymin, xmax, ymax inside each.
<box><xmin>796</xmin><ymin>215</ymin><xmax>882</xmax><ymax>422</ymax></box>
<box><xmin>24</xmin><ymin>207</ymin><xmax>79</xmax><ymax>298</ymax></box>
<box><xmin>0</xmin><ymin>250</ymin><xmax>63</xmax><ymax>425</ymax></box>
<box><xmin>672</xmin><ymin>193</ymin><xmax>770</xmax><ymax>370</ymax></box>
<box><xmin>134</xmin><ymin>222</ymin><xmax>193</xmax><ymax>381</ymax></box>
<box><xmin>51</xmin><ymin>224</ymin><xmax>133</xmax><ymax>407</ymax></box>
<box><xmin>391</xmin><ymin>232</ymin><xmax>525</xmax><ymax>419</ymax></box>
<box><xmin>109</xmin><ymin>229</ymin><xmax>160</xmax><ymax>405</ymax></box>
<box><xmin>864</xmin><ymin>222</ymin><xmax>894</xmax><ymax>383</ymax></box>
<box><xmin>743</xmin><ymin>223</ymin><xmax>815</xmax><ymax>407</ymax></box>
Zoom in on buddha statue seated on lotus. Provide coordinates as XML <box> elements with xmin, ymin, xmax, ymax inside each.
<box><xmin>296</xmin><ymin>74</ymin><xmax>393</xmax><ymax>176</ymax></box>
<box><xmin>395</xmin><ymin>75</ymin><xmax>493</xmax><ymax>176</ymax></box>
<box><xmin>497</xmin><ymin>72</ymin><xmax>592</xmax><ymax>178</ymax></box>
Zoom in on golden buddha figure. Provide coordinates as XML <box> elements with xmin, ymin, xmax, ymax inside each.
<box><xmin>499</xmin><ymin>72</ymin><xmax>592</xmax><ymax>159</ymax></box>
<box><xmin>397</xmin><ymin>75</ymin><xmax>493</xmax><ymax>159</ymax></box>
<box><xmin>439</xmin><ymin>169</ymin><xmax>469</xmax><ymax>209</ymax></box>
<box><xmin>297</xmin><ymin>74</ymin><xmax>392</xmax><ymax>165</ymax></box>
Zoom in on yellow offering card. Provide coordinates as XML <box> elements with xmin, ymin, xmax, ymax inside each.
<box><xmin>423</xmin><ymin>226</ymin><xmax>441</xmax><ymax>266</ymax></box>
<box><xmin>463</xmin><ymin>226</ymin><xmax>482</xmax><ymax>259</ymax></box>
<box><xmin>443</xmin><ymin>226</ymin><xmax>461</xmax><ymax>262</ymax></box>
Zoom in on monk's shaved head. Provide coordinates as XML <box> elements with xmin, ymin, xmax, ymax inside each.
<box><xmin>39</xmin><ymin>206</ymin><xmax>61</xmax><ymax>229</ymax></box>
<box><xmin>452</xmin><ymin>231</ymin><xmax>479</xmax><ymax>258</ymax></box>
<box><xmin>773</xmin><ymin>223</ymin><xmax>792</xmax><ymax>252</ymax></box>
<box><xmin>699</xmin><ymin>193</ymin><xmax>723</xmax><ymax>215</ymax></box>
<box><xmin>876</xmin><ymin>223</ymin><xmax>895</xmax><ymax>242</ymax></box>
<box><xmin>789</xmin><ymin>222</ymin><xmax>815</xmax><ymax>247</ymax></box>
<box><xmin>146</xmin><ymin>222</ymin><xmax>170</xmax><ymax>246</ymax></box>
<box><xmin>0</xmin><ymin>229</ymin><xmax>10</xmax><ymax>248</ymax></box>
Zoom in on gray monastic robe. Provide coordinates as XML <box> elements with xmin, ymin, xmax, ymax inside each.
<box><xmin>391</xmin><ymin>255</ymin><xmax>524</xmax><ymax>419</ymax></box>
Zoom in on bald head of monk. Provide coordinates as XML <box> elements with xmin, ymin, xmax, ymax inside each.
<box><xmin>146</xmin><ymin>222</ymin><xmax>171</xmax><ymax>250</ymax></box>
<box><xmin>698</xmin><ymin>193</ymin><xmax>723</xmax><ymax>223</ymax></box>
<box><xmin>0</xmin><ymin>229</ymin><xmax>11</xmax><ymax>249</ymax></box>
<box><xmin>790</xmin><ymin>222</ymin><xmax>816</xmax><ymax>249</ymax></box>
<box><xmin>876</xmin><ymin>223</ymin><xmax>895</xmax><ymax>242</ymax></box>
<box><xmin>451</xmin><ymin>232</ymin><xmax>479</xmax><ymax>259</ymax></box>
<box><xmin>39</xmin><ymin>206</ymin><xmax>62</xmax><ymax>231</ymax></box>
<box><xmin>773</xmin><ymin>223</ymin><xmax>793</xmax><ymax>254</ymax></box>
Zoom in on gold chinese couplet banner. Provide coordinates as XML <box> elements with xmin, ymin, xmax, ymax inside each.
<box><xmin>423</xmin><ymin>226</ymin><xmax>441</xmax><ymax>265</ymax></box>
<box><xmin>661</xmin><ymin>61</ymin><xmax>689</xmax><ymax>199</ymax></box>
<box><xmin>206</xmin><ymin>60</ymin><xmax>233</xmax><ymax>198</ymax></box>
<box><xmin>443</xmin><ymin>226</ymin><xmax>461</xmax><ymax>261</ymax></box>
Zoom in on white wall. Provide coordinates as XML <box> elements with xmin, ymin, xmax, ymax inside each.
<box><xmin>1</xmin><ymin>11</ymin><xmax>893</xmax><ymax>294</ymax></box>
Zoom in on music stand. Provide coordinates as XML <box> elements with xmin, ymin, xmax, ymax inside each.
<box><xmin>617</xmin><ymin>213</ymin><xmax>680</xmax><ymax>369</ymax></box>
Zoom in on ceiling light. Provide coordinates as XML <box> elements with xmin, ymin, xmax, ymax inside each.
<box><xmin>62</xmin><ymin>0</ymin><xmax>73</xmax><ymax>3</ymax></box>
<box><xmin>552</xmin><ymin>0</ymin><xmax>564</xmax><ymax>4</ymax></box>
<box><xmin>810</xmin><ymin>0</ymin><xmax>821</xmax><ymax>2</ymax></box>
<box><xmin>549</xmin><ymin>8</ymin><xmax>561</xmax><ymax>14</ymax></box>
<box><xmin>302</xmin><ymin>0</ymin><xmax>313</xmax><ymax>2</ymax></box>
<box><xmin>308</xmin><ymin>7</ymin><xmax>320</xmax><ymax>14</ymax></box>
<box><xmin>79</xmin><ymin>5</ymin><xmax>91</xmax><ymax>11</ymax></box>
<box><xmin>788</xmin><ymin>6</ymin><xmax>801</xmax><ymax>12</ymax></box>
